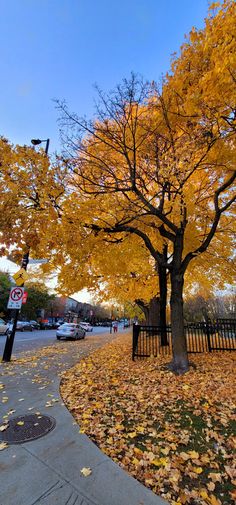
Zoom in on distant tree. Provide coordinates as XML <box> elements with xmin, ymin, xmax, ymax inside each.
<box><xmin>45</xmin><ymin>297</ymin><xmax>67</xmax><ymax>320</ymax></box>
<box><xmin>184</xmin><ymin>296</ymin><xmax>210</xmax><ymax>322</ymax></box>
<box><xmin>0</xmin><ymin>273</ymin><xmax>54</xmax><ymax>321</ymax></box>
<box><xmin>0</xmin><ymin>271</ymin><xmax>12</xmax><ymax>318</ymax></box>
<box><xmin>91</xmin><ymin>303</ymin><xmax>110</xmax><ymax>322</ymax></box>
<box><xmin>20</xmin><ymin>283</ymin><xmax>55</xmax><ymax>321</ymax></box>
<box><xmin>184</xmin><ymin>294</ymin><xmax>236</xmax><ymax>322</ymax></box>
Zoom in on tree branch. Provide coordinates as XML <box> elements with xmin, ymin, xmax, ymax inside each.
<box><xmin>181</xmin><ymin>171</ymin><xmax>236</xmax><ymax>272</ymax></box>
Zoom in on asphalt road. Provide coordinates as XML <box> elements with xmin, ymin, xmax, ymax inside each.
<box><xmin>0</xmin><ymin>325</ymin><xmax>122</xmax><ymax>357</ymax></box>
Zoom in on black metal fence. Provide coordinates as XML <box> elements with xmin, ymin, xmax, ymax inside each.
<box><xmin>132</xmin><ymin>320</ymin><xmax>236</xmax><ymax>359</ymax></box>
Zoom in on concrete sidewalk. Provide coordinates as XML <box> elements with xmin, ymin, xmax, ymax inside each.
<box><xmin>0</xmin><ymin>335</ymin><xmax>167</xmax><ymax>505</ymax></box>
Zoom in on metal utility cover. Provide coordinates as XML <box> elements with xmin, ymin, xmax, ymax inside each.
<box><xmin>0</xmin><ymin>414</ymin><xmax>56</xmax><ymax>444</ymax></box>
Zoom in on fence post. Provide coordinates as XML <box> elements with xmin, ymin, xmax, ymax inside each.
<box><xmin>206</xmin><ymin>322</ymin><xmax>212</xmax><ymax>352</ymax></box>
<box><xmin>160</xmin><ymin>325</ymin><xmax>168</xmax><ymax>346</ymax></box>
<box><xmin>132</xmin><ymin>324</ymin><xmax>140</xmax><ymax>360</ymax></box>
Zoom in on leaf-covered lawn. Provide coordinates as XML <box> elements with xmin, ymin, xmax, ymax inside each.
<box><xmin>60</xmin><ymin>334</ymin><xmax>236</xmax><ymax>505</ymax></box>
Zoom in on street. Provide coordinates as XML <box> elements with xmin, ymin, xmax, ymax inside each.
<box><xmin>0</xmin><ymin>325</ymin><xmax>123</xmax><ymax>357</ymax></box>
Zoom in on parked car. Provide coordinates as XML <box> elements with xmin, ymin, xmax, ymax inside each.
<box><xmin>101</xmin><ymin>321</ymin><xmax>112</xmax><ymax>327</ymax></box>
<box><xmin>79</xmin><ymin>322</ymin><xmax>93</xmax><ymax>332</ymax></box>
<box><xmin>54</xmin><ymin>321</ymin><xmax>62</xmax><ymax>329</ymax></box>
<box><xmin>0</xmin><ymin>318</ymin><xmax>8</xmax><ymax>335</ymax></box>
<box><xmin>17</xmin><ymin>321</ymin><xmax>33</xmax><ymax>332</ymax></box>
<box><xmin>40</xmin><ymin>321</ymin><xmax>54</xmax><ymax>329</ymax></box>
<box><xmin>30</xmin><ymin>320</ymin><xmax>40</xmax><ymax>330</ymax></box>
<box><xmin>56</xmin><ymin>323</ymin><xmax>86</xmax><ymax>340</ymax></box>
<box><xmin>44</xmin><ymin>321</ymin><xmax>55</xmax><ymax>329</ymax></box>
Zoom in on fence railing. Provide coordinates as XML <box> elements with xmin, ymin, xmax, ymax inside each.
<box><xmin>132</xmin><ymin>320</ymin><xmax>236</xmax><ymax>359</ymax></box>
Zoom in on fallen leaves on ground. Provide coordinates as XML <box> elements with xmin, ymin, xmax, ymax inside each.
<box><xmin>0</xmin><ymin>423</ymin><xmax>8</xmax><ymax>431</ymax></box>
<box><xmin>60</xmin><ymin>334</ymin><xmax>236</xmax><ymax>505</ymax></box>
<box><xmin>80</xmin><ymin>467</ymin><xmax>92</xmax><ymax>477</ymax></box>
<box><xmin>0</xmin><ymin>343</ymin><xmax>69</xmax><ymax>371</ymax></box>
<box><xmin>0</xmin><ymin>441</ymin><xmax>8</xmax><ymax>450</ymax></box>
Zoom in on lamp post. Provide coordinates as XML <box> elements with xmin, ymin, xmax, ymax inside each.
<box><xmin>31</xmin><ymin>138</ymin><xmax>50</xmax><ymax>155</ymax></box>
<box><xmin>2</xmin><ymin>138</ymin><xmax>50</xmax><ymax>362</ymax></box>
<box><xmin>2</xmin><ymin>251</ymin><xmax>29</xmax><ymax>362</ymax></box>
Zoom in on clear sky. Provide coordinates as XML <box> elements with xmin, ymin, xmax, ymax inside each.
<box><xmin>0</xmin><ymin>0</ymin><xmax>209</xmax><ymax>155</ymax></box>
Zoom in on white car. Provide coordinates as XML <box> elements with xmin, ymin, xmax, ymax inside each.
<box><xmin>0</xmin><ymin>318</ymin><xmax>8</xmax><ymax>335</ymax></box>
<box><xmin>56</xmin><ymin>323</ymin><xmax>86</xmax><ymax>340</ymax></box>
<box><xmin>79</xmin><ymin>322</ymin><xmax>93</xmax><ymax>332</ymax></box>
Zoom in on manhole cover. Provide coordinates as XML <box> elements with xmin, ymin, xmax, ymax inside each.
<box><xmin>0</xmin><ymin>414</ymin><xmax>56</xmax><ymax>444</ymax></box>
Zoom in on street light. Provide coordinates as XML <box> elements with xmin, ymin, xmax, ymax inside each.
<box><xmin>31</xmin><ymin>138</ymin><xmax>50</xmax><ymax>155</ymax></box>
<box><xmin>2</xmin><ymin>137</ymin><xmax>50</xmax><ymax>362</ymax></box>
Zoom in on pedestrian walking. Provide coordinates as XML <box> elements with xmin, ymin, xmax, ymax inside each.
<box><xmin>113</xmin><ymin>320</ymin><xmax>118</xmax><ymax>333</ymax></box>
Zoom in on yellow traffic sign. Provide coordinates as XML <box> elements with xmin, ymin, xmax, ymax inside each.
<box><xmin>12</xmin><ymin>268</ymin><xmax>29</xmax><ymax>286</ymax></box>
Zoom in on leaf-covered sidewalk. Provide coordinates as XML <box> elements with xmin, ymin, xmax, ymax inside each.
<box><xmin>60</xmin><ymin>334</ymin><xmax>236</xmax><ymax>505</ymax></box>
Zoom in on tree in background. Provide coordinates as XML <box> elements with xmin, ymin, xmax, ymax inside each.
<box><xmin>20</xmin><ymin>282</ymin><xmax>55</xmax><ymax>321</ymax></box>
<box><xmin>0</xmin><ymin>271</ymin><xmax>12</xmax><ymax>318</ymax></box>
<box><xmin>0</xmin><ymin>271</ymin><xmax>54</xmax><ymax>321</ymax></box>
<box><xmin>184</xmin><ymin>293</ymin><xmax>236</xmax><ymax>322</ymax></box>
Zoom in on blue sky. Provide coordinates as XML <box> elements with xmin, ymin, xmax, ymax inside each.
<box><xmin>0</xmin><ymin>0</ymin><xmax>209</xmax><ymax>155</ymax></box>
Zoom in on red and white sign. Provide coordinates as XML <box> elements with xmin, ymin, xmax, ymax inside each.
<box><xmin>22</xmin><ymin>291</ymin><xmax>28</xmax><ymax>304</ymax></box>
<box><xmin>7</xmin><ymin>287</ymin><xmax>25</xmax><ymax>309</ymax></box>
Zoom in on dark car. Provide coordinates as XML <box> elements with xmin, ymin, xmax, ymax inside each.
<box><xmin>40</xmin><ymin>321</ymin><xmax>54</xmax><ymax>329</ymax></box>
<box><xmin>54</xmin><ymin>321</ymin><xmax>62</xmax><ymax>329</ymax></box>
<box><xmin>30</xmin><ymin>320</ymin><xmax>40</xmax><ymax>330</ymax></box>
<box><xmin>17</xmin><ymin>321</ymin><xmax>33</xmax><ymax>332</ymax></box>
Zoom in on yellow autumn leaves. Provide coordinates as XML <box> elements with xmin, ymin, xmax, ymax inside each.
<box><xmin>61</xmin><ymin>334</ymin><xmax>236</xmax><ymax>505</ymax></box>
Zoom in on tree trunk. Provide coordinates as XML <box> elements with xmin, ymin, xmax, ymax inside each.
<box><xmin>148</xmin><ymin>296</ymin><xmax>160</xmax><ymax>325</ymax></box>
<box><xmin>141</xmin><ymin>303</ymin><xmax>149</xmax><ymax>324</ymax></box>
<box><xmin>169</xmin><ymin>234</ymin><xmax>189</xmax><ymax>374</ymax></box>
<box><xmin>135</xmin><ymin>297</ymin><xmax>160</xmax><ymax>325</ymax></box>
<box><xmin>136</xmin><ymin>257</ymin><xmax>168</xmax><ymax>345</ymax></box>
<box><xmin>170</xmin><ymin>270</ymin><xmax>189</xmax><ymax>373</ymax></box>
<box><xmin>157</xmin><ymin>248</ymin><xmax>168</xmax><ymax>345</ymax></box>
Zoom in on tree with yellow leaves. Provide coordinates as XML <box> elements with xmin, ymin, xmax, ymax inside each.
<box><xmin>57</xmin><ymin>1</ymin><xmax>235</xmax><ymax>373</ymax></box>
<box><xmin>0</xmin><ymin>137</ymin><xmax>66</xmax><ymax>259</ymax></box>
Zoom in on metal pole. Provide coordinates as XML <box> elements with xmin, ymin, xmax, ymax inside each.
<box><xmin>2</xmin><ymin>251</ymin><xmax>29</xmax><ymax>362</ymax></box>
<box><xmin>206</xmin><ymin>321</ymin><xmax>212</xmax><ymax>353</ymax></box>
<box><xmin>45</xmin><ymin>139</ymin><xmax>50</xmax><ymax>155</ymax></box>
<box><xmin>132</xmin><ymin>323</ymin><xmax>140</xmax><ymax>360</ymax></box>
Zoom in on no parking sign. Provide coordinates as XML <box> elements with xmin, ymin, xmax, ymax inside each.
<box><xmin>7</xmin><ymin>287</ymin><xmax>25</xmax><ymax>309</ymax></box>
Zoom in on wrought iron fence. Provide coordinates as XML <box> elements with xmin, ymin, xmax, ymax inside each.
<box><xmin>132</xmin><ymin>320</ymin><xmax>236</xmax><ymax>360</ymax></box>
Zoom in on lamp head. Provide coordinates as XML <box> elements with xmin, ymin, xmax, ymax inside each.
<box><xmin>31</xmin><ymin>139</ymin><xmax>42</xmax><ymax>146</ymax></box>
